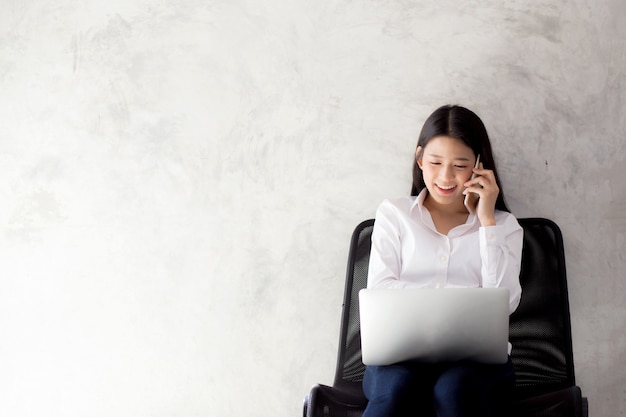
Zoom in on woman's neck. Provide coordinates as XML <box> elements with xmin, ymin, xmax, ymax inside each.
<box><xmin>423</xmin><ymin>193</ymin><xmax>469</xmax><ymax>235</ymax></box>
<box><xmin>423</xmin><ymin>192</ymin><xmax>468</xmax><ymax>216</ymax></box>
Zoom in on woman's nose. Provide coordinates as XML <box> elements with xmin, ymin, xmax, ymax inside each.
<box><xmin>442</xmin><ymin>165</ymin><xmax>455</xmax><ymax>179</ymax></box>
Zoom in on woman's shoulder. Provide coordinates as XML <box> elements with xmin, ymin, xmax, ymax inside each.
<box><xmin>377</xmin><ymin>196</ymin><xmax>417</xmax><ymax>213</ymax></box>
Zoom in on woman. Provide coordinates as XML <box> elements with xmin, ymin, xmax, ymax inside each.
<box><xmin>363</xmin><ymin>105</ymin><xmax>523</xmax><ymax>417</ymax></box>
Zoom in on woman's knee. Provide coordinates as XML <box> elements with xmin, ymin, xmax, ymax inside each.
<box><xmin>363</xmin><ymin>365</ymin><xmax>423</xmax><ymax>417</ymax></box>
<box><xmin>432</xmin><ymin>362</ymin><xmax>512</xmax><ymax>417</ymax></box>
<box><xmin>363</xmin><ymin>365</ymin><xmax>416</xmax><ymax>400</ymax></box>
<box><xmin>433</xmin><ymin>365</ymin><xmax>478</xmax><ymax>402</ymax></box>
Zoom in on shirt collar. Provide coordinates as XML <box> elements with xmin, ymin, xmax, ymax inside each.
<box><xmin>410</xmin><ymin>189</ymin><xmax>428</xmax><ymax>215</ymax></box>
<box><xmin>410</xmin><ymin>189</ymin><xmax>479</xmax><ymax>230</ymax></box>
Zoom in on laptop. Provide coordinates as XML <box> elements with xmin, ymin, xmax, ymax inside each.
<box><xmin>359</xmin><ymin>287</ymin><xmax>510</xmax><ymax>366</ymax></box>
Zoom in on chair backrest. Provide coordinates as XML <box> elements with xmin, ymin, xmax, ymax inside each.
<box><xmin>333</xmin><ymin>219</ymin><xmax>373</xmax><ymax>390</ymax></box>
<box><xmin>510</xmin><ymin>218</ymin><xmax>576</xmax><ymax>398</ymax></box>
<box><xmin>332</xmin><ymin>218</ymin><xmax>576</xmax><ymax>399</ymax></box>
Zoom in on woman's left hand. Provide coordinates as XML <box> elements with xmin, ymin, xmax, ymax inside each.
<box><xmin>463</xmin><ymin>163</ymin><xmax>499</xmax><ymax>226</ymax></box>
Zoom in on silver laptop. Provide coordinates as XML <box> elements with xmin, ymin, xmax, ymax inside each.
<box><xmin>359</xmin><ymin>288</ymin><xmax>510</xmax><ymax>366</ymax></box>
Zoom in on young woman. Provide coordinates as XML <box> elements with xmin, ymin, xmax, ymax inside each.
<box><xmin>363</xmin><ymin>105</ymin><xmax>523</xmax><ymax>417</ymax></box>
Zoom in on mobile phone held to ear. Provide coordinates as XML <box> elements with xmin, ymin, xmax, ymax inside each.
<box><xmin>464</xmin><ymin>155</ymin><xmax>481</xmax><ymax>213</ymax></box>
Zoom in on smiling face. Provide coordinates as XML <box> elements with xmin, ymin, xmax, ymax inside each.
<box><xmin>417</xmin><ymin>136</ymin><xmax>477</xmax><ymax>211</ymax></box>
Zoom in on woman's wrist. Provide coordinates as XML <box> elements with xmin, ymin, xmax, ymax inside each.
<box><xmin>480</xmin><ymin>216</ymin><xmax>496</xmax><ymax>227</ymax></box>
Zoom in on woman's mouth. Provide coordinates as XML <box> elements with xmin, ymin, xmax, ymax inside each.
<box><xmin>435</xmin><ymin>184</ymin><xmax>457</xmax><ymax>195</ymax></box>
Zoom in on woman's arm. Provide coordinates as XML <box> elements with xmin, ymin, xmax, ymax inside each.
<box><xmin>479</xmin><ymin>214</ymin><xmax>523</xmax><ymax>314</ymax></box>
<box><xmin>367</xmin><ymin>200</ymin><xmax>436</xmax><ymax>289</ymax></box>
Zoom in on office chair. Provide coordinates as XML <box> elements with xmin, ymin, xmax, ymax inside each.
<box><xmin>303</xmin><ymin>218</ymin><xmax>588</xmax><ymax>417</ymax></box>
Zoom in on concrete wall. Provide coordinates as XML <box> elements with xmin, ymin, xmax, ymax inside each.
<box><xmin>1</xmin><ymin>1</ymin><xmax>624</xmax><ymax>416</ymax></box>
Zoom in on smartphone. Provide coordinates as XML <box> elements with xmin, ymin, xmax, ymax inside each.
<box><xmin>464</xmin><ymin>155</ymin><xmax>481</xmax><ymax>213</ymax></box>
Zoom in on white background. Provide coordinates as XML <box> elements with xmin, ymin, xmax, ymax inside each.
<box><xmin>1</xmin><ymin>1</ymin><xmax>624</xmax><ymax>416</ymax></box>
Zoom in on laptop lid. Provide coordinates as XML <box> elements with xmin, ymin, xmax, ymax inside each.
<box><xmin>359</xmin><ymin>288</ymin><xmax>510</xmax><ymax>366</ymax></box>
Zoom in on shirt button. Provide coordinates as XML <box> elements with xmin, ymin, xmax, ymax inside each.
<box><xmin>440</xmin><ymin>255</ymin><xmax>447</xmax><ymax>262</ymax></box>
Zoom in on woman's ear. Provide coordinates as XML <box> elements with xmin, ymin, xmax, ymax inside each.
<box><xmin>415</xmin><ymin>146</ymin><xmax>423</xmax><ymax>169</ymax></box>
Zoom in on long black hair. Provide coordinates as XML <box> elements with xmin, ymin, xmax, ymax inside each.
<box><xmin>411</xmin><ymin>105</ymin><xmax>510</xmax><ymax>212</ymax></box>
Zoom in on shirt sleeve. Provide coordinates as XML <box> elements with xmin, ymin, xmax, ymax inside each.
<box><xmin>479</xmin><ymin>214</ymin><xmax>523</xmax><ymax>314</ymax></box>
<box><xmin>367</xmin><ymin>200</ymin><xmax>436</xmax><ymax>289</ymax></box>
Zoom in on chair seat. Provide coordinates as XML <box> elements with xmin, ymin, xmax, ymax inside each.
<box><xmin>304</xmin><ymin>384</ymin><xmax>585</xmax><ymax>417</ymax></box>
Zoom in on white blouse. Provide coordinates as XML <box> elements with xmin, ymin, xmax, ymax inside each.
<box><xmin>368</xmin><ymin>190</ymin><xmax>523</xmax><ymax>315</ymax></box>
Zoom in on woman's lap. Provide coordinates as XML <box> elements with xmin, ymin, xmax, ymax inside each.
<box><xmin>363</xmin><ymin>358</ymin><xmax>515</xmax><ymax>417</ymax></box>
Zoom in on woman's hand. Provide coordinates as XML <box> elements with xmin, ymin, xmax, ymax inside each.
<box><xmin>463</xmin><ymin>163</ymin><xmax>498</xmax><ymax>226</ymax></box>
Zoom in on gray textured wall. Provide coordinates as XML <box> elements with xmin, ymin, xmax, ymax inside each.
<box><xmin>1</xmin><ymin>1</ymin><xmax>624</xmax><ymax>416</ymax></box>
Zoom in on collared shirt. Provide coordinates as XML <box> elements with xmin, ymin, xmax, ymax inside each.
<box><xmin>368</xmin><ymin>190</ymin><xmax>523</xmax><ymax>315</ymax></box>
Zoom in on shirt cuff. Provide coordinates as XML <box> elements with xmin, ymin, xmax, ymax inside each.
<box><xmin>479</xmin><ymin>225</ymin><xmax>506</xmax><ymax>288</ymax></box>
<box><xmin>479</xmin><ymin>225</ymin><xmax>506</xmax><ymax>247</ymax></box>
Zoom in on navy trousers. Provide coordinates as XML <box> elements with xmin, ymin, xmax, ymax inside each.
<box><xmin>362</xmin><ymin>358</ymin><xmax>515</xmax><ymax>417</ymax></box>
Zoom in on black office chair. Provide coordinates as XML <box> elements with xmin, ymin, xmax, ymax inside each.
<box><xmin>303</xmin><ymin>218</ymin><xmax>588</xmax><ymax>417</ymax></box>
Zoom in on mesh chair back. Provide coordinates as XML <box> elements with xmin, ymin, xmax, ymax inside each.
<box><xmin>333</xmin><ymin>220</ymin><xmax>373</xmax><ymax>388</ymax></box>
<box><xmin>332</xmin><ymin>218</ymin><xmax>576</xmax><ymax>400</ymax></box>
<box><xmin>510</xmin><ymin>218</ymin><xmax>576</xmax><ymax>398</ymax></box>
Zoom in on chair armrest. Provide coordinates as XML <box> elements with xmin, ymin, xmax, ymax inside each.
<box><xmin>511</xmin><ymin>386</ymin><xmax>585</xmax><ymax>417</ymax></box>
<box><xmin>304</xmin><ymin>384</ymin><xmax>368</xmax><ymax>417</ymax></box>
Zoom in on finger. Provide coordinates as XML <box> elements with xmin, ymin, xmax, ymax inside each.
<box><xmin>470</xmin><ymin>169</ymin><xmax>496</xmax><ymax>187</ymax></box>
<box><xmin>463</xmin><ymin>187</ymin><xmax>482</xmax><ymax>196</ymax></box>
<box><xmin>464</xmin><ymin>176</ymin><xmax>487</xmax><ymax>188</ymax></box>
<box><xmin>472</xmin><ymin>165</ymin><xmax>495</xmax><ymax>179</ymax></box>
<box><xmin>473</xmin><ymin>176</ymin><xmax>490</xmax><ymax>188</ymax></box>
<box><xmin>463</xmin><ymin>181</ymin><xmax>484</xmax><ymax>195</ymax></box>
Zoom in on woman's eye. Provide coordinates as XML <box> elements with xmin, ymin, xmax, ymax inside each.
<box><xmin>430</xmin><ymin>162</ymin><xmax>441</xmax><ymax>166</ymax></box>
<box><xmin>455</xmin><ymin>165</ymin><xmax>468</xmax><ymax>169</ymax></box>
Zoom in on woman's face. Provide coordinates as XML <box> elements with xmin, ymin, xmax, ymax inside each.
<box><xmin>417</xmin><ymin>136</ymin><xmax>477</xmax><ymax>209</ymax></box>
